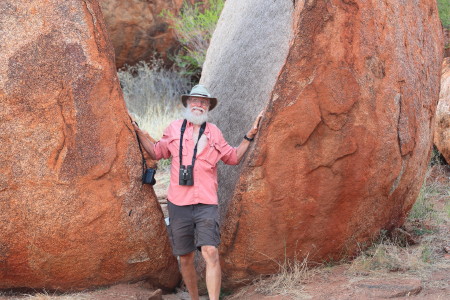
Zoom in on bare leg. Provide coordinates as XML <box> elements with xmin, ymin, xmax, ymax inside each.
<box><xmin>179</xmin><ymin>251</ymin><xmax>199</xmax><ymax>300</ymax></box>
<box><xmin>201</xmin><ymin>246</ymin><xmax>221</xmax><ymax>300</ymax></box>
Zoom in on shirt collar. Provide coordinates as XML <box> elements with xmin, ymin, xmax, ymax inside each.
<box><xmin>184</xmin><ymin>121</ymin><xmax>210</xmax><ymax>139</ymax></box>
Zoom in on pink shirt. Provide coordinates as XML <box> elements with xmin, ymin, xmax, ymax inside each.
<box><xmin>154</xmin><ymin>119</ymin><xmax>239</xmax><ymax>206</ymax></box>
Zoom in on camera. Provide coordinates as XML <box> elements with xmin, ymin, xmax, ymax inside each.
<box><xmin>179</xmin><ymin>165</ymin><xmax>194</xmax><ymax>186</ymax></box>
<box><xmin>142</xmin><ymin>168</ymin><xmax>156</xmax><ymax>185</ymax></box>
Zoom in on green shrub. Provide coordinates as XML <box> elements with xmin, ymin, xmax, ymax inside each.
<box><xmin>438</xmin><ymin>0</ymin><xmax>450</xmax><ymax>28</ymax></box>
<box><xmin>161</xmin><ymin>0</ymin><xmax>224</xmax><ymax>79</ymax></box>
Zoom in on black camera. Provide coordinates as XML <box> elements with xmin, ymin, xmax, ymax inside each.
<box><xmin>143</xmin><ymin>168</ymin><xmax>156</xmax><ymax>185</ymax></box>
<box><xmin>179</xmin><ymin>165</ymin><xmax>194</xmax><ymax>186</ymax></box>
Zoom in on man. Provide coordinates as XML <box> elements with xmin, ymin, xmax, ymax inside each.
<box><xmin>132</xmin><ymin>84</ymin><xmax>262</xmax><ymax>300</ymax></box>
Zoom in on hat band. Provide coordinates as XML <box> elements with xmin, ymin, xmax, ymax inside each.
<box><xmin>190</xmin><ymin>93</ymin><xmax>209</xmax><ymax>97</ymax></box>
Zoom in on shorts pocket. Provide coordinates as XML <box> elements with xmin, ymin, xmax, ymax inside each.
<box><xmin>196</xmin><ymin>218</ymin><xmax>220</xmax><ymax>248</ymax></box>
<box><xmin>215</xmin><ymin>220</ymin><xmax>221</xmax><ymax>245</ymax></box>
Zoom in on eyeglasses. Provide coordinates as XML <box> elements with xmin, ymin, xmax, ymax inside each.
<box><xmin>188</xmin><ymin>98</ymin><xmax>210</xmax><ymax>107</ymax></box>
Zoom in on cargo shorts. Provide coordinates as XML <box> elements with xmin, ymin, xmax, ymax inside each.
<box><xmin>167</xmin><ymin>201</ymin><xmax>220</xmax><ymax>256</ymax></box>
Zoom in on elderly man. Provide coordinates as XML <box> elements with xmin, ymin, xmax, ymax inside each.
<box><xmin>132</xmin><ymin>85</ymin><xmax>262</xmax><ymax>300</ymax></box>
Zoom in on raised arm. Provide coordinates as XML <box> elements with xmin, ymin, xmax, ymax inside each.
<box><xmin>131</xmin><ymin>121</ymin><xmax>158</xmax><ymax>160</ymax></box>
<box><xmin>236</xmin><ymin>111</ymin><xmax>263</xmax><ymax>163</ymax></box>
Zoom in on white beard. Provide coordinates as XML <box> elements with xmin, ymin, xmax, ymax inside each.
<box><xmin>183</xmin><ymin>106</ymin><xmax>209</xmax><ymax>125</ymax></box>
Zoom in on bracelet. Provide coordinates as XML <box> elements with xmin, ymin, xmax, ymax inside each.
<box><xmin>244</xmin><ymin>134</ymin><xmax>254</xmax><ymax>142</ymax></box>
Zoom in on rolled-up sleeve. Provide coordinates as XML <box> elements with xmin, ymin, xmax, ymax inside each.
<box><xmin>153</xmin><ymin>126</ymin><xmax>172</xmax><ymax>160</ymax></box>
<box><xmin>218</xmin><ymin>132</ymin><xmax>238</xmax><ymax>165</ymax></box>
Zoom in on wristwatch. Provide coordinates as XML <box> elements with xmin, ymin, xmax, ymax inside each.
<box><xmin>244</xmin><ymin>134</ymin><xmax>254</xmax><ymax>142</ymax></box>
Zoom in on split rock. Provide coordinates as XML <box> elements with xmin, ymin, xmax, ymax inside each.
<box><xmin>201</xmin><ymin>0</ymin><xmax>444</xmax><ymax>287</ymax></box>
<box><xmin>0</xmin><ymin>0</ymin><xmax>179</xmax><ymax>291</ymax></box>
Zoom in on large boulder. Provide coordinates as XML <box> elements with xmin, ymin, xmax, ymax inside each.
<box><xmin>99</xmin><ymin>0</ymin><xmax>190</xmax><ymax>68</ymax></box>
<box><xmin>0</xmin><ymin>0</ymin><xmax>179</xmax><ymax>291</ymax></box>
<box><xmin>435</xmin><ymin>58</ymin><xmax>450</xmax><ymax>163</ymax></box>
<box><xmin>201</xmin><ymin>0</ymin><xmax>444</xmax><ymax>287</ymax></box>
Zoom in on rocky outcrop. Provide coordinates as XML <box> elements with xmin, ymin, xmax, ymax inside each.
<box><xmin>435</xmin><ymin>58</ymin><xmax>450</xmax><ymax>163</ymax></box>
<box><xmin>99</xmin><ymin>0</ymin><xmax>188</xmax><ymax>68</ymax></box>
<box><xmin>0</xmin><ymin>0</ymin><xmax>179</xmax><ymax>291</ymax></box>
<box><xmin>201</xmin><ymin>0</ymin><xmax>444</xmax><ymax>287</ymax></box>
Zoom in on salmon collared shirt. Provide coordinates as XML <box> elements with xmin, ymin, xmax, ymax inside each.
<box><xmin>153</xmin><ymin>119</ymin><xmax>239</xmax><ymax>206</ymax></box>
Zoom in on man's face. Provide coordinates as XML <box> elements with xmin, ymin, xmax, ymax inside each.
<box><xmin>187</xmin><ymin>97</ymin><xmax>210</xmax><ymax>115</ymax></box>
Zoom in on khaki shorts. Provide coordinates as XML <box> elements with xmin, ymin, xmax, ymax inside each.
<box><xmin>167</xmin><ymin>201</ymin><xmax>220</xmax><ymax>256</ymax></box>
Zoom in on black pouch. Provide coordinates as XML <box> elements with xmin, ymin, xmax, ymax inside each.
<box><xmin>143</xmin><ymin>168</ymin><xmax>156</xmax><ymax>185</ymax></box>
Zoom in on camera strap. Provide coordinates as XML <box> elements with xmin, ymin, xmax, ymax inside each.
<box><xmin>179</xmin><ymin>119</ymin><xmax>206</xmax><ymax>167</ymax></box>
<box><xmin>134</xmin><ymin>128</ymin><xmax>148</xmax><ymax>173</ymax></box>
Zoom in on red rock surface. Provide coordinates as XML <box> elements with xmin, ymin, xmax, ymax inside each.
<box><xmin>99</xmin><ymin>0</ymin><xmax>193</xmax><ymax>68</ymax></box>
<box><xmin>444</xmin><ymin>28</ymin><xmax>449</xmax><ymax>57</ymax></box>
<box><xmin>435</xmin><ymin>58</ymin><xmax>450</xmax><ymax>163</ymax></box>
<box><xmin>201</xmin><ymin>0</ymin><xmax>444</xmax><ymax>287</ymax></box>
<box><xmin>0</xmin><ymin>0</ymin><xmax>179</xmax><ymax>291</ymax></box>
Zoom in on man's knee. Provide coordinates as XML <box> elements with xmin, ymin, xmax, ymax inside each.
<box><xmin>201</xmin><ymin>246</ymin><xmax>219</xmax><ymax>264</ymax></box>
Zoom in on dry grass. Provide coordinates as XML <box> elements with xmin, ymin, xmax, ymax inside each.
<box><xmin>118</xmin><ymin>60</ymin><xmax>191</xmax><ymax>140</ymax></box>
<box><xmin>349</xmin><ymin>165</ymin><xmax>450</xmax><ymax>278</ymax></box>
<box><xmin>1</xmin><ymin>291</ymin><xmax>91</xmax><ymax>300</ymax></box>
<box><xmin>226</xmin><ymin>254</ymin><xmax>312</xmax><ymax>300</ymax></box>
<box><xmin>408</xmin><ymin>168</ymin><xmax>441</xmax><ymax>222</ymax></box>
<box><xmin>349</xmin><ymin>235</ymin><xmax>428</xmax><ymax>275</ymax></box>
<box><xmin>254</xmin><ymin>256</ymin><xmax>311</xmax><ymax>299</ymax></box>
<box><xmin>118</xmin><ymin>60</ymin><xmax>190</xmax><ymax>173</ymax></box>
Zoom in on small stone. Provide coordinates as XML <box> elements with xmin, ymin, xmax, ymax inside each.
<box><xmin>148</xmin><ymin>289</ymin><xmax>162</xmax><ymax>300</ymax></box>
<box><xmin>353</xmin><ymin>278</ymin><xmax>422</xmax><ymax>298</ymax></box>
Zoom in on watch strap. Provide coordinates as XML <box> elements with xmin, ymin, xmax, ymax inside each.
<box><xmin>244</xmin><ymin>134</ymin><xmax>254</xmax><ymax>142</ymax></box>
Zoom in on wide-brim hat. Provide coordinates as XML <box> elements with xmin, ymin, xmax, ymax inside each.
<box><xmin>181</xmin><ymin>84</ymin><xmax>218</xmax><ymax>110</ymax></box>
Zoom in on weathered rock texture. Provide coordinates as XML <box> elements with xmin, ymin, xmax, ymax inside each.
<box><xmin>99</xmin><ymin>0</ymin><xmax>190</xmax><ymax>68</ymax></box>
<box><xmin>201</xmin><ymin>0</ymin><xmax>444</xmax><ymax>287</ymax></box>
<box><xmin>435</xmin><ymin>58</ymin><xmax>450</xmax><ymax>163</ymax></box>
<box><xmin>0</xmin><ymin>0</ymin><xmax>179</xmax><ymax>291</ymax></box>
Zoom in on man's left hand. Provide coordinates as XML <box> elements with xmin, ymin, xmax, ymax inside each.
<box><xmin>247</xmin><ymin>111</ymin><xmax>264</xmax><ymax>139</ymax></box>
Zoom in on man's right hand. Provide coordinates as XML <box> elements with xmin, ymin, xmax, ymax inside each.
<box><xmin>129</xmin><ymin>113</ymin><xmax>141</xmax><ymax>132</ymax></box>
<box><xmin>129</xmin><ymin>113</ymin><xmax>158</xmax><ymax>159</ymax></box>
<box><xmin>131</xmin><ymin>121</ymin><xmax>140</xmax><ymax>132</ymax></box>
